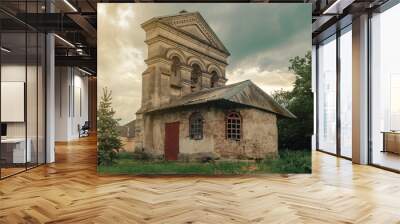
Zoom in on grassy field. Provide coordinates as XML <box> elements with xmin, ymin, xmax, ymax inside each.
<box><xmin>98</xmin><ymin>149</ymin><xmax>311</xmax><ymax>175</ymax></box>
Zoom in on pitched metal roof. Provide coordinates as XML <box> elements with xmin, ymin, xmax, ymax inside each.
<box><xmin>138</xmin><ymin>80</ymin><xmax>296</xmax><ymax>119</ymax></box>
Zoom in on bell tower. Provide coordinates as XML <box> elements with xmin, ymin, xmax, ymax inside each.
<box><xmin>135</xmin><ymin>11</ymin><xmax>230</xmax><ymax>152</ymax></box>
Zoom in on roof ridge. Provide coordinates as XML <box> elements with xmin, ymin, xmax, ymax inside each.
<box><xmin>138</xmin><ymin>80</ymin><xmax>295</xmax><ymax>119</ymax></box>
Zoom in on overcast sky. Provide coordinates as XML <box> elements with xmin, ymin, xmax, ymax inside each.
<box><xmin>98</xmin><ymin>3</ymin><xmax>311</xmax><ymax>125</ymax></box>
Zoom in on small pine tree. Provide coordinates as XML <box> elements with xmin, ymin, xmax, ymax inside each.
<box><xmin>97</xmin><ymin>87</ymin><xmax>122</xmax><ymax>166</ymax></box>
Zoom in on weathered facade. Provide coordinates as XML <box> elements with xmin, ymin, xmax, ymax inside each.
<box><xmin>143</xmin><ymin>106</ymin><xmax>278</xmax><ymax>159</ymax></box>
<box><xmin>135</xmin><ymin>11</ymin><xmax>295</xmax><ymax>160</ymax></box>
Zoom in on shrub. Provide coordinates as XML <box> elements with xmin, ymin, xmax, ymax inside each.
<box><xmin>132</xmin><ymin>150</ymin><xmax>154</xmax><ymax>161</ymax></box>
<box><xmin>263</xmin><ymin>149</ymin><xmax>311</xmax><ymax>173</ymax></box>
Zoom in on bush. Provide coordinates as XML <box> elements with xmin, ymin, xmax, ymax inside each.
<box><xmin>263</xmin><ymin>149</ymin><xmax>311</xmax><ymax>173</ymax></box>
<box><xmin>117</xmin><ymin>152</ymin><xmax>134</xmax><ymax>160</ymax></box>
<box><xmin>132</xmin><ymin>150</ymin><xmax>154</xmax><ymax>161</ymax></box>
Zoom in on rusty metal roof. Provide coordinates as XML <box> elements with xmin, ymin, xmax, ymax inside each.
<box><xmin>138</xmin><ymin>80</ymin><xmax>296</xmax><ymax>118</ymax></box>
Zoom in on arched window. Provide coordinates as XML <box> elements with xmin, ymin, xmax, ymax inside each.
<box><xmin>171</xmin><ymin>56</ymin><xmax>181</xmax><ymax>77</ymax></box>
<box><xmin>226</xmin><ymin>111</ymin><xmax>241</xmax><ymax>141</ymax></box>
<box><xmin>191</xmin><ymin>63</ymin><xmax>202</xmax><ymax>85</ymax></box>
<box><xmin>189</xmin><ymin>112</ymin><xmax>203</xmax><ymax>140</ymax></box>
<box><xmin>210</xmin><ymin>71</ymin><xmax>219</xmax><ymax>88</ymax></box>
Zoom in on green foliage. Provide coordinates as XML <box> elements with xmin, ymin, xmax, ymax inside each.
<box><xmin>117</xmin><ymin>152</ymin><xmax>135</xmax><ymax>160</ymax></box>
<box><xmin>272</xmin><ymin>51</ymin><xmax>313</xmax><ymax>150</ymax></box>
<box><xmin>97</xmin><ymin>87</ymin><xmax>122</xmax><ymax>166</ymax></box>
<box><xmin>262</xmin><ymin>149</ymin><xmax>311</xmax><ymax>173</ymax></box>
<box><xmin>98</xmin><ymin>159</ymin><xmax>249</xmax><ymax>175</ymax></box>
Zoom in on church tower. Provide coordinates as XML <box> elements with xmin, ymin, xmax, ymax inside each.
<box><xmin>135</xmin><ymin>11</ymin><xmax>230</xmax><ymax>152</ymax></box>
<box><xmin>139</xmin><ymin>10</ymin><xmax>230</xmax><ymax>112</ymax></box>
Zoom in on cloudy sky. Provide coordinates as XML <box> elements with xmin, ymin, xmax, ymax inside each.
<box><xmin>98</xmin><ymin>3</ymin><xmax>311</xmax><ymax>125</ymax></box>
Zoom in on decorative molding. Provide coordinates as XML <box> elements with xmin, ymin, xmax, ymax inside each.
<box><xmin>145</xmin><ymin>22</ymin><xmax>229</xmax><ymax>59</ymax></box>
<box><xmin>202</xmin><ymin>72</ymin><xmax>212</xmax><ymax>79</ymax></box>
<box><xmin>145</xmin><ymin>57</ymin><xmax>171</xmax><ymax>66</ymax></box>
<box><xmin>158</xmin><ymin>12</ymin><xmax>230</xmax><ymax>55</ymax></box>
<box><xmin>180</xmin><ymin>65</ymin><xmax>193</xmax><ymax>72</ymax></box>
<box><xmin>187</xmin><ymin>56</ymin><xmax>207</xmax><ymax>71</ymax></box>
<box><xmin>165</xmin><ymin>48</ymin><xmax>187</xmax><ymax>64</ymax></box>
<box><xmin>145</xmin><ymin>36</ymin><xmax>228</xmax><ymax>67</ymax></box>
<box><xmin>207</xmin><ymin>64</ymin><xmax>223</xmax><ymax>78</ymax></box>
<box><xmin>161</xmin><ymin>15</ymin><xmax>219</xmax><ymax>49</ymax></box>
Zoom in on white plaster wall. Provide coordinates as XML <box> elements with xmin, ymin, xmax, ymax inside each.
<box><xmin>1</xmin><ymin>65</ymin><xmax>37</xmax><ymax>137</ymax></box>
<box><xmin>55</xmin><ymin>67</ymin><xmax>89</xmax><ymax>141</ymax></box>
<box><xmin>1</xmin><ymin>64</ymin><xmax>46</xmax><ymax>163</ymax></box>
<box><xmin>55</xmin><ymin>67</ymin><xmax>69</xmax><ymax>141</ymax></box>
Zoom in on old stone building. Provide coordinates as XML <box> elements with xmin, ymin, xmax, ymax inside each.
<box><xmin>135</xmin><ymin>11</ymin><xmax>295</xmax><ymax>160</ymax></box>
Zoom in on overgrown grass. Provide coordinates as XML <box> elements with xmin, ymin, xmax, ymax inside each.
<box><xmin>260</xmin><ymin>149</ymin><xmax>311</xmax><ymax>173</ymax></box>
<box><xmin>98</xmin><ymin>149</ymin><xmax>311</xmax><ymax>175</ymax></box>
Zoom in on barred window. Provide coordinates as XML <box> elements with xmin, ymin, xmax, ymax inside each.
<box><xmin>189</xmin><ymin>112</ymin><xmax>203</xmax><ymax>140</ymax></box>
<box><xmin>226</xmin><ymin>112</ymin><xmax>241</xmax><ymax>141</ymax></box>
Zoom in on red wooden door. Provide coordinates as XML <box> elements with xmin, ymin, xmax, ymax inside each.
<box><xmin>164</xmin><ymin>122</ymin><xmax>180</xmax><ymax>161</ymax></box>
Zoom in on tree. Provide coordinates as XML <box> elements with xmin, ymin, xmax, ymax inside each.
<box><xmin>272</xmin><ymin>51</ymin><xmax>313</xmax><ymax>150</ymax></box>
<box><xmin>97</xmin><ymin>87</ymin><xmax>122</xmax><ymax>166</ymax></box>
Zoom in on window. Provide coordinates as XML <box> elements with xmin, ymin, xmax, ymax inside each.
<box><xmin>226</xmin><ymin>111</ymin><xmax>241</xmax><ymax>141</ymax></box>
<box><xmin>191</xmin><ymin>64</ymin><xmax>201</xmax><ymax>84</ymax></box>
<box><xmin>189</xmin><ymin>112</ymin><xmax>203</xmax><ymax>140</ymax></box>
<box><xmin>171</xmin><ymin>56</ymin><xmax>181</xmax><ymax>77</ymax></box>
<box><xmin>339</xmin><ymin>26</ymin><xmax>352</xmax><ymax>158</ymax></box>
<box><xmin>370</xmin><ymin>3</ymin><xmax>400</xmax><ymax>171</ymax></box>
<box><xmin>210</xmin><ymin>71</ymin><xmax>219</xmax><ymax>88</ymax></box>
<box><xmin>317</xmin><ymin>35</ymin><xmax>337</xmax><ymax>154</ymax></box>
<box><xmin>390</xmin><ymin>75</ymin><xmax>400</xmax><ymax>130</ymax></box>
<box><xmin>0</xmin><ymin>3</ymin><xmax>46</xmax><ymax>179</ymax></box>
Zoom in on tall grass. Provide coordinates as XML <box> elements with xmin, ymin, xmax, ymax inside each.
<box><xmin>261</xmin><ymin>149</ymin><xmax>311</xmax><ymax>173</ymax></box>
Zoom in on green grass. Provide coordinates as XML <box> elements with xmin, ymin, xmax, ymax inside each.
<box><xmin>260</xmin><ymin>149</ymin><xmax>312</xmax><ymax>173</ymax></box>
<box><xmin>98</xmin><ymin>149</ymin><xmax>311</xmax><ymax>175</ymax></box>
